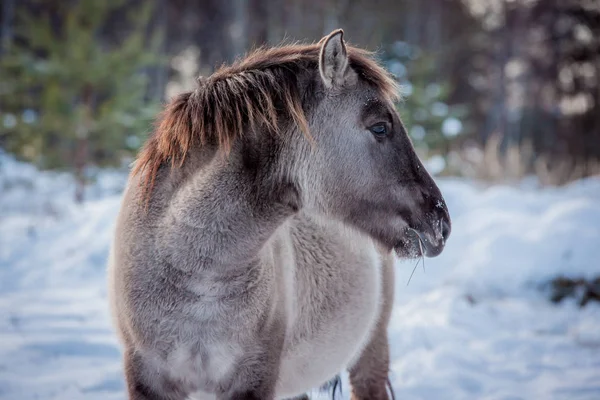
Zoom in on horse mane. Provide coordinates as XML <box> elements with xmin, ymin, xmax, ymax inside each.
<box><xmin>132</xmin><ymin>42</ymin><xmax>399</xmax><ymax>199</ymax></box>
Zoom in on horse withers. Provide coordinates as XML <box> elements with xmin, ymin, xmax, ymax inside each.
<box><xmin>108</xmin><ymin>29</ymin><xmax>451</xmax><ymax>400</ymax></box>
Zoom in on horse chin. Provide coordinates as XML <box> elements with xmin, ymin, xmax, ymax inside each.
<box><xmin>392</xmin><ymin>229</ymin><xmax>423</xmax><ymax>260</ymax></box>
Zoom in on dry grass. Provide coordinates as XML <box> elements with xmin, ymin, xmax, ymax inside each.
<box><xmin>456</xmin><ymin>133</ymin><xmax>600</xmax><ymax>186</ymax></box>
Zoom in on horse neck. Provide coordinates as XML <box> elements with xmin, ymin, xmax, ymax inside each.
<box><xmin>168</xmin><ymin>148</ymin><xmax>298</xmax><ymax>269</ymax></box>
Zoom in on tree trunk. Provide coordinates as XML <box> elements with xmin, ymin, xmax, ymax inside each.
<box><xmin>74</xmin><ymin>137</ymin><xmax>88</xmax><ymax>204</ymax></box>
<box><xmin>74</xmin><ymin>84</ymin><xmax>93</xmax><ymax>203</ymax></box>
<box><xmin>1</xmin><ymin>0</ymin><xmax>15</xmax><ymax>54</ymax></box>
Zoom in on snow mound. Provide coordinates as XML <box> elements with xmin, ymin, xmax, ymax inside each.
<box><xmin>1</xmin><ymin>153</ymin><xmax>599</xmax><ymax>399</ymax></box>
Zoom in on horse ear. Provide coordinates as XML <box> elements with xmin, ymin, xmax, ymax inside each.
<box><xmin>319</xmin><ymin>29</ymin><xmax>349</xmax><ymax>89</ymax></box>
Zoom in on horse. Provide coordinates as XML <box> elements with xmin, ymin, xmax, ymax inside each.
<box><xmin>108</xmin><ymin>29</ymin><xmax>451</xmax><ymax>400</ymax></box>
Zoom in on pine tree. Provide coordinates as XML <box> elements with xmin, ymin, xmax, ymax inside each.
<box><xmin>383</xmin><ymin>42</ymin><xmax>470</xmax><ymax>174</ymax></box>
<box><xmin>0</xmin><ymin>0</ymin><xmax>164</xmax><ymax>202</ymax></box>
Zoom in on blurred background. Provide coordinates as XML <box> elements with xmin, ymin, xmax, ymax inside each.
<box><xmin>2</xmin><ymin>0</ymin><xmax>600</xmax><ymax>199</ymax></box>
<box><xmin>1</xmin><ymin>1</ymin><xmax>600</xmax><ymax>399</ymax></box>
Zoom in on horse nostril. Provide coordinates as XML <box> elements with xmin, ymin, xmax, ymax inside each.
<box><xmin>441</xmin><ymin>220</ymin><xmax>451</xmax><ymax>241</ymax></box>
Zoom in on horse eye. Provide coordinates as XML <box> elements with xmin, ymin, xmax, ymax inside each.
<box><xmin>369</xmin><ymin>124</ymin><xmax>388</xmax><ymax>136</ymax></box>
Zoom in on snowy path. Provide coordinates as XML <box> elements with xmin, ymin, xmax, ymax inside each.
<box><xmin>1</xmin><ymin>156</ymin><xmax>599</xmax><ymax>399</ymax></box>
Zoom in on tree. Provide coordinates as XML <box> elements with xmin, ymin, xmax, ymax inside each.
<box><xmin>383</xmin><ymin>42</ymin><xmax>470</xmax><ymax>173</ymax></box>
<box><xmin>0</xmin><ymin>0</ymin><xmax>165</xmax><ymax>202</ymax></box>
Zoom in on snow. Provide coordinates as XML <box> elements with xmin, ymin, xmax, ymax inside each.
<box><xmin>386</xmin><ymin>178</ymin><xmax>600</xmax><ymax>400</ymax></box>
<box><xmin>1</xmin><ymin>152</ymin><xmax>599</xmax><ymax>400</ymax></box>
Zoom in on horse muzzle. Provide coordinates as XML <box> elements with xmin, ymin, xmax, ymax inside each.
<box><xmin>410</xmin><ymin>218</ymin><xmax>450</xmax><ymax>258</ymax></box>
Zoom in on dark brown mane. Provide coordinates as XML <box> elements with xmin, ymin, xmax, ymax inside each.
<box><xmin>132</xmin><ymin>42</ymin><xmax>399</xmax><ymax>198</ymax></box>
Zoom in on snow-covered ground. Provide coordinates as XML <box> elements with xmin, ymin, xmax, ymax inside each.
<box><xmin>1</xmin><ymin>152</ymin><xmax>599</xmax><ymax>400</ymax></box>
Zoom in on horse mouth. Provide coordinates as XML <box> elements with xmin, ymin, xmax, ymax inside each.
<box><xmin>393</xmin><ymin>229</ymin><xmax>423</xmax><ymax>259</ymax></box>
<box><xmin>393</xmin><ymin>224</ymin><xmax>449</xmax><ymax>259</ymax></box>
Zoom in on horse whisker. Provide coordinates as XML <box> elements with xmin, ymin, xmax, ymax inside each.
<box><xmin>406</xmin><ymin>257</ymin><xmax>420</xmax><ymax>286</ymax></box>
<box><xmin>418</xmin><ymin>237</ymin><xmax>425</xmax><ymax>273</ymax></box>
<box><xmin>407</xmin><ymin>237</ymin><xmax>427</xmax><ymax>286</ymax></box>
